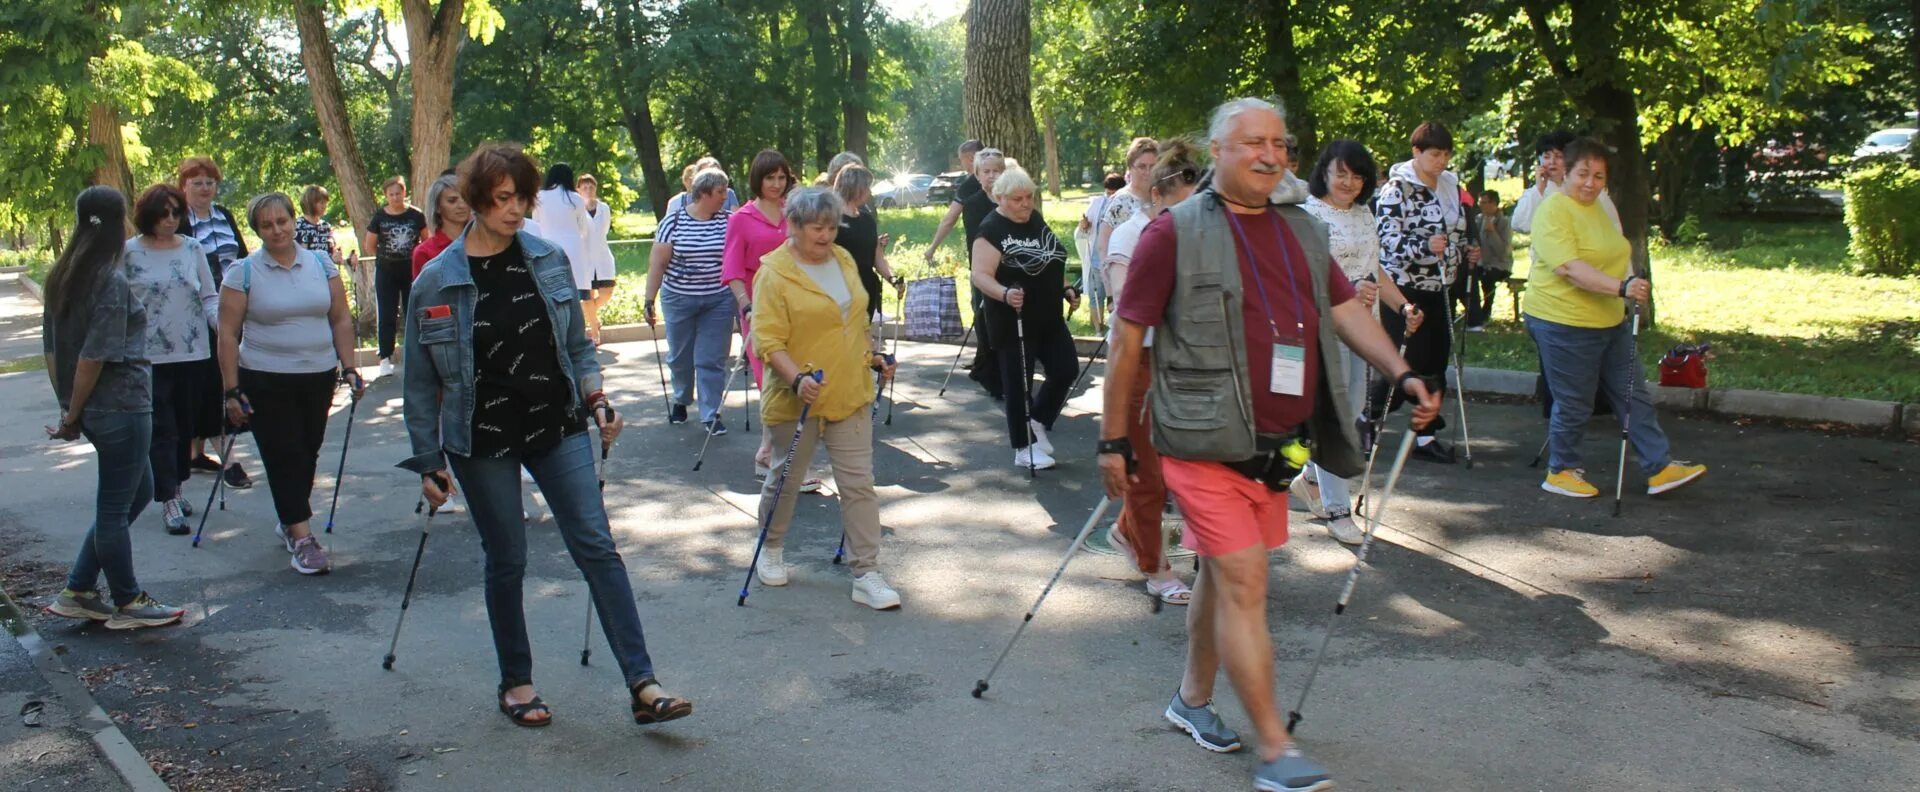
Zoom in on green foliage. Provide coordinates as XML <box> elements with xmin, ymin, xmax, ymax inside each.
<box><xmin>1843</xmin><ymin>161</ymin><xmax>1920</xmax><ymax>277</ymax></box>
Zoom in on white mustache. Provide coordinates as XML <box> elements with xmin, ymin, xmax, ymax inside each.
<box><xmin>1249</xmin><ymin>163</ymin><xmax>1285</xmax><ymax>175</ymax></box>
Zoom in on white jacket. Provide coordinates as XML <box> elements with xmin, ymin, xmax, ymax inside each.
<box><xmin>580</xmin><ymin>200</ymin><xmax>616</xmax><ymax>286</ymax></box>
<box><xmin>532</xmin><ymin>186</ymin><xmax>592</xmax><ymax>287</ymax></box>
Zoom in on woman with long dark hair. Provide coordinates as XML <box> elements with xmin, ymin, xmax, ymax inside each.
<box><xmin>405</xmin><ymin>142</ymin><xmax>692</xmax><ymax>728</ymax></box>
<box><xmin>41</xmin><ymin>186</ymin><xmax>187</xmax><ymax>630</ymax></box>
<box><xmin>125</xmin><ymin>184</ymin><xmax>220</xmax><ymax>536</ymax></box>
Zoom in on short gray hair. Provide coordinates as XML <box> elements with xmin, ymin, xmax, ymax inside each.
<box><xmin>972</xmin><ymin>147</ymin><xmax>1006</xmax><ymax>171</ymax></box>
<box><xmin>424</xmin><ymin>173</ymin><xmax>460</xmax><ymax>231</ymax></box>
<box><xmin>783</xmin><ymin>186</ymin><xmax>845</xmax><ymax>230</ymax></box>
<box><xmin>990</xmin><ymin>161</ymin><xmax>1036</xmax><ymax>201</ymax></box>
<box><xmin>691</xmin><ymin>168</ymin><xmax>730</xmax><ymax>200</ymax></box>
<box><xmin>1207</xmin><ymin>98</ymin><xmax>1286</xmax><ymax>145</ymax></box>
<box><xmin>245</xmin><ymin>192</ymin><xmax>296</xmax><ymax>231</ymax></box>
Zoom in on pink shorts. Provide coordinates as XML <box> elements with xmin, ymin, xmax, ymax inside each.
<box><xmin>1161</xmin><ymin>457</ymin><xmax>1291</xmax><ymax>558</ymax></box>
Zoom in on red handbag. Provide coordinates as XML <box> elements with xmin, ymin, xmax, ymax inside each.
<box><xmin>1658</xmin><ymin>343</ymin><xmax>1712</xmax><ymax>389</ymax></box>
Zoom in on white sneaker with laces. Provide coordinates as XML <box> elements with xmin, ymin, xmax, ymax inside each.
<box><xmin>1014</xmin><ymin>446</ymin><xmax>1057</xmax><ymax>470</ymax></box>
<box><xmin>850</xmin><ymin>571</ymin><xmax>902</xmax><ymax>610</ymax></box>
<box><xmin>1027</xmin><ymin>419</ymin><xmax>1054</xmax><ymax>456</ymax></box>
<box><xmin>756</xmin><ymin>546</ymin><xmax>789</xmax><ymax>586</ymax></box>
<box><xmin>377</xmin><ymin>358</ymin><xmax>395</xmax><ymax>379</ymax></box>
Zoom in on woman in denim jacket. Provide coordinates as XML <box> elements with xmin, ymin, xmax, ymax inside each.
<box><xmin>400</xmin><ymin>143</ymin><xmax>692</xmax><ymax>729</ymax></box>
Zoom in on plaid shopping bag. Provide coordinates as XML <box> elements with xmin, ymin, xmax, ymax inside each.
<box><xmin>904</xmin><ymin>276</ymin><xmax>963</xmax><ymax>340</ymax></box>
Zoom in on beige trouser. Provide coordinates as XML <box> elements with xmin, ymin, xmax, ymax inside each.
<box><xmin>758</xmin><ymin>413</ymin><xmax>882</xmax><ymax>575</ymax></box>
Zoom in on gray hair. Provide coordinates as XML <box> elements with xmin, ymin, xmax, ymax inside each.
<box><xmin>783</xmin><ymin>186</ymin><xmax>846</xmax><ymax>230</ymax></box>
<box><xmin>245</xmin><ymin>192</ymin><xmax>296</xmax><ymax>231</ymax></box>
<box><xmin>1207</xmin><ymin>98</ymin><xmax>1286</xmax><ymax>145</ymax></box>
<box><xmin>972</xmin><ymin>147</ymin><xmax>1006</xmax><ymax>171</ymax></box>
<box><xmin>690</xmin><ymin>168</ymin><xmax>730</xmax><ymax>200</ymax></box>
<box><xmin>424</xmin><ymin>173</ymin><xmax>460</xmax><ymax>231</ymax></box>
<box><xmin>990</xmin><ymin>161</ymin><xmax>1036</xmax><ymax>201</ymax></box>
<box><xmin>825</xmin><ymin>151</ymin><xmax>864</xmax><ymax>186</ymax></box>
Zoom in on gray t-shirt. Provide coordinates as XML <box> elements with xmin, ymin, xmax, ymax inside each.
<box><xmin>223</xmin><ymin>247</ymin><xmax>341</xmax><ymax>374</ymax></box>
<box><xmin>125</xmin><ymin>235</ymin><xmax>219</xmax><ymax>365</ymax></box>
<box><xmin>44</xmin><ymin>268</ymin><xmax>152</xmax><ymax>414</ymax></box>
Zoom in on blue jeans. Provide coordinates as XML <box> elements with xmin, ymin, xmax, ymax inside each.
<box><xmin>447</xmin><ymin>432</ymin><xmax>657</xmax><ymax>687</ymax></box>
<box><xmin>661</xmin><ymin>288</ymin><xmax>735</xmax><ymax>423</ymax></box>
<box><xmin>69</xmin><ymin>411</ymin><xmax>154</xmax><ymax>606</ymax></box>
<box><xmin>1526</xmin><ymin>314</ymin><xmax>1672</xmax><ymax>476</ymax></box>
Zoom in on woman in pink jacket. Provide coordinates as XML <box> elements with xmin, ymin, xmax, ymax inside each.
<box><xmin>721</xmin><ymin>149</ymin><xmax>795</xmax><ymax>473</ymax></box>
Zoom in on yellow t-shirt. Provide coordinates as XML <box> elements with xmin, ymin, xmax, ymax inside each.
<box><xmin>1523</xmin><ymin>192</ymin><xmax>1630</xmax><ymax>328</ymax></box>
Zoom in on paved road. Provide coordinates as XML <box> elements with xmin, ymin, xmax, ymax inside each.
<box><xmin>0</xmin><ymin>297</ymin><xmax>1914</xmax><ymax>790</ymax></box>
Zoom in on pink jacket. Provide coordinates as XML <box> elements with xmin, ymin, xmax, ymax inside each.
<box><xmin>720</xmin><ymin>202</ymin><xmax>788</xmax><ymax>298</ymax></box>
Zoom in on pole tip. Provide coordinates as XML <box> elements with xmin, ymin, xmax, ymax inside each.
<box><xmin>382</xmin><ymin>655</ymin><xmax>395</xmax><ymax>671</ymax></box>
<box><xmin>580</xmin><ymin>651</ymin><xmax>591</xmax><ymax>666</ymax></box>
<box><xmin>736</xmin><ymin>594</ymin><xmax>747</xmax><ymax>607</ymax></box>
<box><xmin>1286</xmin><ymin>711</ymin><xmax>1301</xmax><ymax>734</ymax></box>
<box><xmin>971</xmin><ymin>681</ymin><xmax>988</xmax><ymax>698</ymax></box>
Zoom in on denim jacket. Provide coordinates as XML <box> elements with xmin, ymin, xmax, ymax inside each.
<box><xmin>398</xmin><ymin>231</ymin><xmax>601</xmax><ymax>475</ymax></box>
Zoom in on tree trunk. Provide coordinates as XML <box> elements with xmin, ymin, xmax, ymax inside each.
<box><xmin>294</xmin><ymin>0</ymin><xmax>379</xmax><ymax>334</ymax></box>
<box><xmin>1257</xmin><ymin>0</ymin><xmax>1316</xmax><ymax>171</ymax></box>
<box><xmin>805</xmin><ymin>5</ymin><xmax>837</xmax><ymax>172</ymax></box>
<box><xmin>964</xmin><ymin>0</ymin><xmax>1039</xmax><ymax>168</ymax></box>
<box><xmin>1912</xmin><ymin>0</ymin><xmax>1919</xmax><ymax>142</ymax></box>
<box><xmin>85</xmin><ymin>102</ymin><xmax>134</xmax><ymax>200</ymax></box>
<box><xmin>1582</xmin><ymin>80</ymin><xmax>1656</xmax><ymax>324</ymax></box>
<box><xmin>1043</xmin><ymin>107</ymin><xmax>1062</xmax><ymax>197</ymax></box>
<box><xmin>840</xmin><ymin>0</ymin><xmax>873</xmax><ymax>160</ymax></box>
<box><xmin>606</xmin><ymin>1</ymin><xmax>671</xmax><ymax>219</ymax></box>
<box><xmin>402</xmin><ymin>0</ymin><xmax>467</xmax><ymax>196</ymax></box>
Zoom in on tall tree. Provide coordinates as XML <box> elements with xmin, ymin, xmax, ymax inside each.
<box><xmin>964</xmin><ymin>0</ymin><xmax>1039</xmax><ymax>166</ymax></box>
<box><xmin>292</xmin><ymin>1</ymin><xmax>377</xmax><ymax>252</ymax></box>
<box><xmin>401</xmin><ymin>0</ymin><xmax>467</xmax><ymax>192</ymax></box>
<box><xmin>603</xmin><ymin>0</ymin><xmax>671</xmax><ymax>217</ymax></box>
<box><xmin>836</xmin><ymin>0</ymin><xmax>876</xmax><ymax>159</ymax></box>
<box><xmin>804</xmin><ymin>3</ymin><xmax>838</xmax><ymax>170</ymax></box>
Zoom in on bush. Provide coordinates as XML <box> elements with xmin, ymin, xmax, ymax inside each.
<box><xmin>0</xmin><ymin>247</ymin><xmax>55</xmax><ymax>284</ymax></box>
<box><xmin>1844</xmin><ymin>162</ymin><xmax>1920</xmax><ymax>277</ymax></box>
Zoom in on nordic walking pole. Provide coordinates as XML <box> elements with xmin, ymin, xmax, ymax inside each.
<box><xmin>885</xmin><ymin>275</ymin><xmax>904</xmax><ymax>425</ymax></box>
<box><xmin>844</xmin><ymin>352</ymin><xmax>896</xmax><ymax>566</ymax></box>
<box><xmin>1352</xmin><ymin>339</ymin><xmax>1410</xmax><ymax>519</ymax></box>
<box><xmin>739</xmin><ymin>371</ymin><xmax>823</xmax><ymax>606</ymax></box>
<box><xmin>384</xmin><ymin>479</ymin><xmax>446</xmax><ymax>670</ymax></box>
<box><xmin>739</xmin><ymin>307</ymin><xmax>753</xmax><ymax>433</ymax></box>
<box><xmin>1442</xmin><ymin>259</ymin><xmax>1475</xmax><ymax>469</ymax></box>
<box><xmin>693</xmin><ymin>312</ymin><xmax>748</xmax><ymax>472</ymax></box>
<box><xmin>972</xmin><ymin>496</ymin><xmax>1116</xmax><ymax>699</ymax></box>
<box><xmin>1613</xmin><ymin>300</ymin><xmax>1641</xmax><ymax>518</ymax></box>
<box><xmin>191</xmin><ymin>431</ymin><xmax>240</xmax><ymax>548</ymax></box>
<box><xmin>583</xmin><ymin>412</ymin><xmax>615</xmax><ymax>665</ymax></box>
<box><xmin>1286</xmin><ymin>422</ymin><xmax>1418</xmax><ymax>734</ymax></box>
<box><xmin>323</xmin><ymin>371</ymin><xmax>367</xmax><ymax>534</ymax></box>
<box><xmin>1014</xmin><ymin>293</ymin><xmax>1035</xmax><ymax>479</ymax></box>
<box><xmin>648</xmin><ymin>309</ymin><xmax>672</xmax><ymax>417</ymax></box>
<box><xmin>1068</xmin><ymin>336</ymin><xmax>1107</xmax><ymax>395</ymax></box>
<box><xmin>937</xmin><ymin>323</ymin><xmax>974</xmax><ymax>397</ymax></box>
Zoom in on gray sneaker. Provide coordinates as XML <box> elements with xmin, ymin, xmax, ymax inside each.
<box><xmin>176</xmin><ymin>497</ymin><xmax>193</xmax><ymax>517</ymax></box>
<box><xmin>1164</xmin><ymin>690</ymin><xmax>1243</xmax><ymax>753</ymax></box>
<box><xmin>290</xmin><ymin>536</ymin><xmax>331</xmax><ymax>575</ymax></box>
<box><xmin>161</xmin><ymin>499</ymin><xmax>189</xmax><ymax>535</ymax></box>
<box><xmin>105</xmin><ymin>593</ymin><xmax>185</xmax><ymax>630</ymax></box>
<box><xmin>46</xmin><ymin>588</ymin><xmax>112</xmax><ymax>622</ymax></box>
<box><xmin>1253</xmin><ymin>745</ymin><xmax>1335</xmax><ymax>792</ymax></box>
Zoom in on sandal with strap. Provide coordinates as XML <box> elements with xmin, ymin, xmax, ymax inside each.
<box><xmin>630</xmin><ymin>677</ymin><xmax>693</xmax><ymax>725</ymax></box>
<box><xmin>497</xmin><ymin>680</ymin><xmax>552</xmax><ymax>728</ymax></box>
<box><xmin>1145</xmin><ymin>577</ymin><xmax>1193</xmax><ymax>606</ymax></box>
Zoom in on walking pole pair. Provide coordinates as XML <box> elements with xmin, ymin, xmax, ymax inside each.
<box><xmin>692</xmin><ymin>311</ymin><xmax>751</xmax><ymax>472</ymax></box>
<box><xmin>739</xmin><ymin>372</ymin><xmax>824</xmax><ymax>606</ymax></box>
<box><xmin>321</xmin><ymin>371</ymin><xmax>367</xmax><ymax>534</ymax></box>
<box><xmin>971</xmin><ymin>496</ymin><xmax>1117</xmax><ymax>698</ymax></box>
<box><xmin>1285</xmin><ymin>418</ymin><xmax>1420</xmax><ymax>734</ymax></box>
<box><xmin>384</xmin><ymin>481</ymin><xmax>448</xmax><ymax>670</ymax></box>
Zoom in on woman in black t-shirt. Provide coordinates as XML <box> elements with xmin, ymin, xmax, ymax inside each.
<box><xmin>831</xmin><ymin>165</ymin><xmax>900</xmax><ymax>334</ymax></box>
<box><xmin>363</xmin><ymin>176</ymin><xmax>427</xmax><ymax>378</ymax></box>
<box><xmin>969</xmin><ymin>163</ymin><xmax>1079</xmax><ymax>471</ymax></box>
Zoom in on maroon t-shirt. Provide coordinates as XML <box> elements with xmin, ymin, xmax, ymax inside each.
<box><xmin>1116</xmin><ymin>208</ymin><xmax>1354</xmax><ymax>434</ymax></box>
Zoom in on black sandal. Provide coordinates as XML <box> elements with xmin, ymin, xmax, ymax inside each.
<box><xmin>630</xmin><ymin>677</ymin><xmax>693</xmax><ymax>725</ymax></box>
<box><xmin>497</xmin><ymin>680</ymin><xmax>552</xmax><ymax>728</ymax></box>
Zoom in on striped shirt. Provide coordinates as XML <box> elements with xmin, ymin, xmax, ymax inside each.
<box><xmin>657</xmin><ymin>208</ymin><xmax>730</xmax><ymax>296</ymax></box>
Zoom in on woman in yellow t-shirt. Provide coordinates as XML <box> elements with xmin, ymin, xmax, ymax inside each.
<box><xmin>1523</xmin><ymin>138</ymin><xmax>1706</xmax><ymax>500</ymax></box>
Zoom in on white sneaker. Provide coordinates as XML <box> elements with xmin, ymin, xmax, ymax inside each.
<box><xmin>376</xmin><ymin>358</ymin><xmax>395</xmax><ymax>379</ymax></box>
<box><xmin>755</xmin><ymin>546</ymin><xmax>788</xmax><ymax>586</ymax></box>
<box><xmin>799</xmin><ymin>478</ymin><xmax>824</xmax><ymax>494</ymax></box>
<box><xmin>1014</xmin><ymin>446</ymin><xmax>1057</xmax><ymax>471</ymax></box>
<box><xmin>1327</xmin><ymin>513</ymin><xmax>1365</xmax><ymax>546</ymax></box>
<box><xmin>850</xmin><ymin>571</ymin><xmax>901</xmax><ymax>610</ymax></box>
<box><xmin>274</xmin><ymin>523</ymin><xmax>296</xmax><ymax>553</ymax></box>
<box><xmin>1289</xmin><ymin>472</ymin><xmax>1326</xmax><ymax>518</ymax></box>
<box><xmin>1027</xmin><ymin>419</ymin><xmax>1054</xmax><ymax>456</ymax></box>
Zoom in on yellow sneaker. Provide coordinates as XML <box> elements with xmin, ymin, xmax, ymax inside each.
<box><xmin>1647</xmin><ymin>461</ymin><xmax>1707</xmax><ymax>495</ymax></box>
<box><xmin>1542</xmin><ymin>468</ymin><xmax>1599</xmax><ymax>498</ymax></box>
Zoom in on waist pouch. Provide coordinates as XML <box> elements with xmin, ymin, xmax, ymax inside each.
<box><xmin>1224</xmin><ymin>431</ymin><xmax>1311</xmax><ymax>492</ymax></box>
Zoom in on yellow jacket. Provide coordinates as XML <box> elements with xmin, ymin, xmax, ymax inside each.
<box><xmin>751</xmin><ymin>242</ymin><xmax>875</xmax><ymax>424</ymax></box>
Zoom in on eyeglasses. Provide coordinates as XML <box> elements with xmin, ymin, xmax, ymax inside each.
<box><xmin>186</xmin><ymin>178</ymin><xmax>218</xmax><ymax>188</ymax></box>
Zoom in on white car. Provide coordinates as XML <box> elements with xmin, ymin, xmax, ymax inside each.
<box><xmin>1853</xmin><ymin>128</ymin><xmax>1914</xmax><ymax>161</ymax></box>
<box><xmin>873</xmin><ymin>174</ymin><xmax>933</xmax><ymax>208</ymax></box>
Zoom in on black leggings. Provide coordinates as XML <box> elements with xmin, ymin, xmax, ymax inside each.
<box><xmin>149</xmin><ymin>361</ymin><xmax>201</xmax><ymax>501</ymax></box>
<box><xmin>991</xmin><ymin>313</ymin><xmax>1077</xmax><ymax>449</ymax></box>
<box><xmin>239</xmin><ymin>369</ymin><xmax>337</xmax><ymax>526</ymax></box>
<box><xmin>375</xmin><ymin>261</ymin><xmax>412</xmax><ymax>359</ymax></box>
<box><xmin>1377</xmin><ymin>287</ymin><xmax>1452</xmax><ymax>437</ymax></box>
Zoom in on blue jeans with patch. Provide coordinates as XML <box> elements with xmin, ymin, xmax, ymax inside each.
<box><xmin>661</xmin><ymin>288</ymin><xmax>736</xmax><ymax>424</ymax></box>
<box><xmin>69</xmin><ymin>411</ymin><xmax>154</xmax><ymax>607</ymax></box>
<box><xmin>447</xmin><ymin>431</ymin><xmax>658</xmax><ymax>687</ymax></box>
<box><xmin>1526</xmin><ymin>314</ymin><xmax>1672</xmax><ymax>477</ymax></box>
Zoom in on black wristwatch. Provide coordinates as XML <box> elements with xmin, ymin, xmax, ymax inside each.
<box><xmin>1617</xmin><ymin>276</ymin><xmax>1636</xmax><ymax>297</ymax></box>
<box><xmin>1396</xmin><ymin>370</ymin><xmax>1423</xmax><ymax>394</ymax></box>
<box><xmin>224</xmin><ymin>386</ymin><xmax>246</xmax><ymax>402</ymax></box>
<box><xmin>791</xmin><ymin>370</ymin><xmax>812</xmax><ymax>394</ymax></box>
<box><xmin>1096</xmin><ymin>437</ymin><xmax>1132</xmax><ymax>457</ymax></box>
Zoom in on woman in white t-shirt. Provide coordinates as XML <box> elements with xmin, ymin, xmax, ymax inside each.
<box><xmin>531</xmin><ymin>162</ymin><xmax>592</xmax><ymax>292</ymax></box>
<box><xmin>1296</xmin><ymin>140</ymin><xmax>1423</xmax><ymax>545</ymax></box>
<box><xmin>575</xmin><ymin>173</ymin><xmax>618</xmax><ymax>345</ymax></box>
<box><xmin>1099</xmin><ymin>140</ymin><xmax>1200</xmax><ymax>606</ymax></box>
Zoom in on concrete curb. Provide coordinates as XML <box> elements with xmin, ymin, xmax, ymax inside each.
<box><xmin>0</xmin><ymin>587</ymin><xmax>171</xmax><ymax>792</ymax></box>
<box><xmin>19</xmin><ymin>272</ymin><xmax>44</xmax><ymax>302</ymax></box>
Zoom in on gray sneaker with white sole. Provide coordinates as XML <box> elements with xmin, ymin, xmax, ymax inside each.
<box><xmin>1253</xmin><ymin>745</ymin><xmax>1335</xmax><ymax>792</ymax></box>
<box><xmin>1164</xmin><ymin>690</ymin><xmax>1243</xmax><ymax>753</ymax></box>
<box><xmin>47</xmin><ymin>588</ymin><xmax>112</xmax><ymax>621</ymax></box>
<box><xmin>106</xmin><ymin>592</ymin><xmax>185</xmax><ymax>630</ymax></box>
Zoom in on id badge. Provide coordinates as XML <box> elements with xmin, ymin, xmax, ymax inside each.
<box><xmin>1271</xmin><ymin>343</ymin><xmax>1306</xmax><ymax>396</ymax></box>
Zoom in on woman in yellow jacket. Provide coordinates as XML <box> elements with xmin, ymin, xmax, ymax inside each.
<box><xmin>749</xmin><ymin>187</ymin><xmax>901</xmax><ymax>610</ymax></box>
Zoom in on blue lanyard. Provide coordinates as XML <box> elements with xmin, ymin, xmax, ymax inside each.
<box><xmin>1223</xmin><ymin>210</ymin><xmax>1307</xmax><ymax>341</ymax></box>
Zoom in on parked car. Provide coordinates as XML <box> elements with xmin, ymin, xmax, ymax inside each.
<box><xmin>926</xmin><ymin>171</ymin><xmax>968</xmax><ymax>205</ymax></box>
<box><xmin>1853</xmin><ymin>128</ymin><xmax>1915</xmax><ymax>162</ymax></box>
<box><xmin>873</xmin><ymin>173</ymin><xmax>933</xmax><ymax>208</ymax></box>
